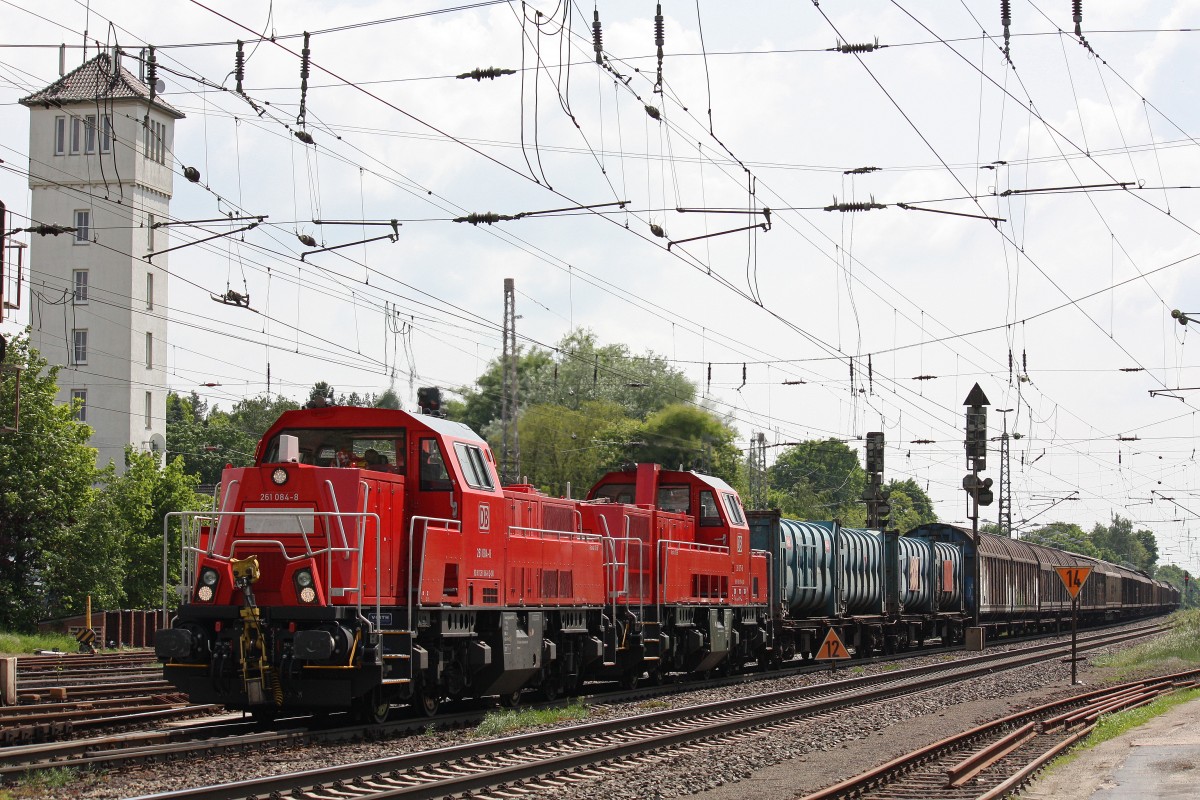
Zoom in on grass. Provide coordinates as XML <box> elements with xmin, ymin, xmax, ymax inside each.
<box><xmin>1048</xmin><ymin>686</ymin><xmax>1200</xmax><ymax>771</ymax></box>
<box><xmin>1092</xmin><ymin>609</ymin><xmax>1200</xmax><ymax>677</ymax></box>
<box><xmin>474</xmin><ymin>700</ymin><xmax>590</xmax><ymax>738</ymax></box>
<box><xmin>636</xmin><ymin>699</ymin><xmax>670</xmax><ymax>711</ymax></box>
<box><xmin>16</xmin><ymin>767</ymin><xmax>78</xmax><ymax>791</ymax></box>
<box><xmin>0</xmin><ymin>632</ymin><xmax>79</xmax><ymax>656</ymax></box>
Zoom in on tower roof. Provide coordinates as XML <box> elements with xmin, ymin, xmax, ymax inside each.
<box><xmin>19</xmin><ymin>51</ymin><xmax>184</xmax><ymax>119</ymax></box>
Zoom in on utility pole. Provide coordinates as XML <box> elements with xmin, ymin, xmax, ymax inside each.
<box><xmin>747</xmin><ymin>432</ymin><xmax>768</xmax><ymax>510</ymax></box>
<box><xmin>501</xmin><ymin>278</ymin><xmax>519</xmax><ymax>483</ymax></box>
<box><xmin>997</xmin><ymin>408</ymin><xmax>1013</xmax><ymax>537</ymax></box>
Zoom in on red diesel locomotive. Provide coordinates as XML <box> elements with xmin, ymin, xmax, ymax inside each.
<box><xmin>155</xmin><ymin>405</ymin><xmax>770</xmax><ymax>720</ymax></box>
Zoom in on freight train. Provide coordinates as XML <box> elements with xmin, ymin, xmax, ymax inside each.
<box><xmin>154</xmin><ymin>404</ymin><xmax>1179</xmax><ymax>721</ymax></box>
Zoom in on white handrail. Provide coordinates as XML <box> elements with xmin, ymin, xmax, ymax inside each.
<box><xmin>407</xmin><ymin>515</ymin><xmax>462</xmax><ymax>632</ymax></box>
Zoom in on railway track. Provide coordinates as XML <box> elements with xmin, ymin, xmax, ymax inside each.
<box><xmin>0</xmin><ymin>621</ymin><xmax>1164</xmax><ymax>779</ymax></box>
<box><xmin>801</xmin><ymin>671</ymin><xmax>1196</xmax><ymax>799</ymax></box>
<box><xmin>1</xmin><ymin>650</ymin><xmax>217</xmax><ymax>745</ymax></box>
<box><xmin>120</xmin><ymin>621</ymin><xmax>1165</xmax><ymax>800</ymax></box>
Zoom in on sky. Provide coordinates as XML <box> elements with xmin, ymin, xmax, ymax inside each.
<box><xmin>1</xmin><ymin>1</ymin><xmax>1199</xmax><ymax>575</ymax></box>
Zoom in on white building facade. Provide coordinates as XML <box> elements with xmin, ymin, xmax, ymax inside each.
<box><xmin>20</xmin><ymin>52</ymin><xmax>183</xmax><ymax>473</ymax></box>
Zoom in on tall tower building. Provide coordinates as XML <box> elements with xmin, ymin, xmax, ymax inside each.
<box><xmin>20</xmin><ymin>51</ymin><xmax>184</xmax><ymax>472</ymax></box>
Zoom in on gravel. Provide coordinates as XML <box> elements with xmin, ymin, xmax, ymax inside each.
<box><xmin>13</xmin><ymin>620</ymin><xmax>1169</xmax><ymax>800</ymax></box>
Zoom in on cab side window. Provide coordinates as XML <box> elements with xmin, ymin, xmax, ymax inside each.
<box><xmin>453</xmin><ymin>442</ymin><xmax>495</xmax><ymax>490</ymax></box>
<box><xmin>698</xmin><ymin>490</ymin><xmax>722</xmax><ymax>527</ymax></box>
<box><xmin>418</xmin><ymin>438</ymin><xmax>452</xmax><ymax>491</ymax></box>
<box><xmin>722</xmin><ymin>493</ymin><xmax>745</xmax><ymax>524</ymax></box>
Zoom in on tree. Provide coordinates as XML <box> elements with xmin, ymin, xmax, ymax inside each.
<box><xmin>0</xmin><ymin>332</ymin><xmax>99</xmax><ymax>629</ymax></box>
<box><xmin>166</xmin><ymin>392</ymin><xmax>259</xmax><ymax>485</ymax></box>
<box><xmin>226</xmin><ymin>394</ymin><xmax>300</xmax><ymax>441</ymax></box>
<box><xmin>1155</xmin><ymin>564</ymin><xmax>1197</xmax><ymax>609</ymax></box>
<box><xmin>85</xmin><ymin>449</ymin><xmax>207</xmax><ymax>610</ymax></box>
<box><xmin>769</xmin><ymin>439</ymin><xmax>865</xmax><ymax>521</ymax></box>
<box><xmin>1091</xmin><ymin>515</ymin><xmax>1155</xmax><ymax>572</ymax></box>
<box><xmin>516</xmin><ymin>400</ymin><xmax>633</xmax><ymax>496</ymax></box>
<box><xmin>1022</xmin><ymin>522</ymin><xmax>1098</xmax><ymax>557</ymax></box>
<box><xmin>306</xmin><ymin>381</ymin><xmax>335</xmax><ymax>408</ymax></box>
<box><xmin>374</xmin><ymin>388</ymin><xmax>402</xmax><ymax>410</ymax></box>
<box><xmin>632</xmin><ymin>403</ymin><xmax>743</xmax><ymax>489</ymax></box>
<box><xmin>452</xmin><ymin>328</ymin><xmax>695</xmax><ymax>436</ymax></box>
<box><xmin>882</xmin><ymin>479</ymin><xmax>936</xmax><ymax>534</ymax></box>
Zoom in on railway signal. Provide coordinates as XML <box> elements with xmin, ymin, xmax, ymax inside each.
<box><xmin>1056</xmin><ymin>566</ymin><xmax>1092</xmax><ymax>685</ymax></box>
<box><xmin>863</xmin><ymin>431</ymin><xmax>888</xmax><ymax>529</ymax></box>
<box><xmin>963</xmin><ymin>383</ymin><xmax>991</xmax><ymax>631</ymax></box>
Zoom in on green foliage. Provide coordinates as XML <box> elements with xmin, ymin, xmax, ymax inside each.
<box><xmin>16</xmin><ymin>766</ymin><xmax>78</xmax><ymax>790</ymax></box>
<box><xmin>1093</xmin><ymin>609</ymin><xmax>1200</xmax><ymax>675</ymax></box>
<box><xmin>768</xmin><ymin>439</ymin><xmax>865</xmax><ymax>521</ymax></box>
<box><xmin>307</xmin><ymin>381</ymin><xmax>335</xmax><ymax>407</ymax></box>
<box><xmin>1022</xmin><ymin>522</ymin><xmax>1099</xmax><ymax>557</ymax></box>
<box><xmin>0</xmin><ymin>333</ymin><xmax>99</xmax><ymax>630</ymax></box>
<box><xmin>1155</xmin><ymin>564</ymin><xmax>1198</xmax><ymax>608</ymax></box>
<box><xmin>473</xmin><ymin>700</ymin><xmax>589</xmax><ymax>738</ymax></box>
<box><xmin>453</xmin><ymin>328</ymin><xmax>696</xmax><ymax>437</ymax></box>
<box><xmin>516</xmin><ymin>400</ymin><xmax>632</xmax><ymax>496</ymax></box>
<box><xmin>0</xmin><ymin>631</ymin><xmax>78</xmax><ymax>655</ymax></box>
<box><xmin>632</xmin><ymin>403</ymin><xmax>743</xmax><ymax>488</ymax></box>
<box><xmin>884</xmin><ymin>478</ymin><xmax>935</xmax><ymax>529</ymax></box>
<box><xmin>1080</xmin><ymin>686</ymin><xmax>1200</xmax><ymax>750</ymax></box>
<box><xmin>166</xmin><ymin>392</ymin><xmax>299</xmax><ymax>484</ymax></box>
<box><xmin>1091</xmin><ymin>515</ymin><xmax>1156</xmax><ymax>572</ymax></box>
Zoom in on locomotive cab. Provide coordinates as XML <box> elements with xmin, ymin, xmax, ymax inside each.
<box><xmin>156</xmin><ymin>406</ymin><xmax>508</xmax><ymax>720</ymax></box>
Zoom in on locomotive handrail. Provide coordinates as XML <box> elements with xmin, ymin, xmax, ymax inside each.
<box><xmin>322</xmin><ymin>479</ymin><xmax>354</xmax><ymax>560</ymax></box>
<box><xmin>408</xmin><ymin>514</ymin><xmax>463</xmax><ymax>633</ymax></box>
<box><xmin>507</xmin><ymin>525</ymin><xmax>602</xmax><ymax>543</ymax></box>
<box><xmin>161</xmin><ymin>509</ymin><xmax>380</xmax><ymax>627</ymax></box>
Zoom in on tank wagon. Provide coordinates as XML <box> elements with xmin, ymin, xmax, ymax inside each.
<box><xmin>154</xmin><ymin>405</ymin><xmax>1179</xmax><ymax>720</ymax></box>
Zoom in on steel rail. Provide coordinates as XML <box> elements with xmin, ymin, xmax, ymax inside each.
<box><xmin>127</xmin><ymin>622</ymin><xmax>1168</xmax><ymax>800</ymax></box>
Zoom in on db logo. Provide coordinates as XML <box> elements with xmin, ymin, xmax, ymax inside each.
<box><xmin>478</xmin><ymin>503</ymin><xmax>491</xmax><ymax>531</ymax></box>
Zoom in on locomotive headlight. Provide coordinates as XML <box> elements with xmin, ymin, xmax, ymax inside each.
<box><xmin>295</xmin><ymin>569</ymin><xmax>314</xmax><ymax>588</ymax></box>
<box><xmin>199</xmin><ymin>568</ymin><xmax>219</xmax><ymax>587</ymax></box>
<box><xmin>299</xmin><ymin>586</ymin><xmax>317</xmax><ymax>604</ymax></box>
<box><xmin>271</xmin><ymin>467</ymin><xmax>288</xmax><ymax>486</ymax></box>
<box><xmin>196</xmin><ymin>585</ymin><xmax>214</xmax><ymax>602</ymax></box>
<box><xmin>294</xmin><ymin>569</ymin><xmax>318</xmax><ymax>604</ymax></box>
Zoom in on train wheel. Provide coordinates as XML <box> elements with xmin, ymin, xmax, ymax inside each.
<box><xmin>416</xmin><ymin>688</ymin><xmax>441</xmax><ymax>717</ymax></box>
<box><xmin>356</xmin><ymin>689</ymin><xmax>391</xmax><ymax>725</ymax></box>
<box><xmin>539</xmin><ymin>677</ymin><xmax>561</xmax><ymax>702</ymax></box>
<box><xmin>249</xmin><ymin>708</ymin><xmax>277</xmax><ymax>724</ymax></box>
<box><xmin>619</xmin><ymin>670</ymin><xmax>641</xmax><ymax>690</ymax></box>
<box><xmin>498</xmin><ymin>689</ymin><xmax>522</xmax><ymax>708</ymax></box>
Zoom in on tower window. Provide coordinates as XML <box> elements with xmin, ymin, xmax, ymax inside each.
<box><xmin>72</xmin><ymin>329</ymin><xmax>88</xmax><ymax>364</ymax></box>
<box><xmin>100</xmin><ymin>115</ymin><xmax>112</xmax><ymax>153</ymax></box>
<box><xmin>70</xmin><ymin>116</ymin><xmax>81</xmax><ymax>154</ymax></box>
<box><xmin>84</xmin><ymin>114</ymin><xmax>97</xmax><ymax>153</ymax></box>
<box><xmin>54</xmin><ymin>116</ymin><xmax>66</xmax><ymax>155</ymax></box>
<box><xmin>144</xmin><ymin>391</ymin><xmax>153</xmax><ymax>429</ymax></box>
<box><xmin>74</xmin><ymin>210</ymin><xmax>90</xmax><ymax>244</ymax></box>
<box><xmin>145</xmin><ymin>331</ymin><xmax>153</xmax><ymax>369</ymax></box>
<box><xmin>146</xmin><ymin>272</ymin><xmax>154</xmax><ymax>310</ymax></box>
<box><xmin>71</xmin><ymin>389</ymin><xmax>87</xmax><ymax>422</ymax></box>
<box><xmin>146</xmin><ymin>213</ymin><xmax>155</xmax><ymax>251</ymax></box>
<box><xmin>143</xmin><ymin>119</ymin><xmax>166</xmax><ymax>164</ymax></box>
<box><xmin>73</xmin><ymin>270</ymin><xmax>88</xmax><ymax>303</ymax></box>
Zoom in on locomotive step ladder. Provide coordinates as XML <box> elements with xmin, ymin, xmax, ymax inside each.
<box><xmin>377</xmin><ymin>629</ymin><xmax>414</xmax><ymax>684</ymax></box>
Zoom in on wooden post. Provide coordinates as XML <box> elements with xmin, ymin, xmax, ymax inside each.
<box><xmin>0</xmin><ymin>658</ymin><xmax>15</xmax><ymax>706</ymax></box>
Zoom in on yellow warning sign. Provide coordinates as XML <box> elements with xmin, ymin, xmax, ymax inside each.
<box><xmin>1056</xmin><ymin>566</ymin><xmax>1092</xmax><ymax>599</ymax></box>
<box><xmin>815</xmin><ymin>628</ymin><xmax>851</xmax><ymax>661</ymax></box>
